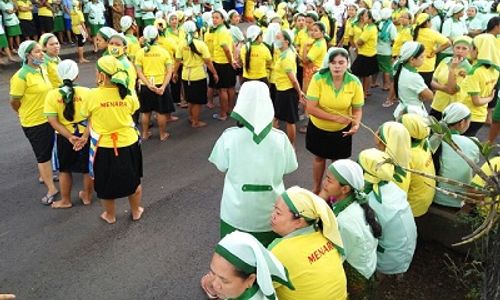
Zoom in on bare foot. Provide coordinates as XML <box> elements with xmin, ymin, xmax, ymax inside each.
<box><xmin>79</xmin><ymin>190</ymin><xmax>92</xmax><ymax>205</ymax></box>
<box><xmin>191</xmin><ymin>121</ymin><xmax>207</xmax><ymax>128</ymax></box>
<box><xmin>141</xmin><ymin>131</ymin><xmax>152</xmax><ymax>140</ymax></box>
<box><xmin>167</xmin><ymin>116</ymin><xmax>179</xmax><ymax>122</ymax></box>
<box><xmin>79</xmin><ymin>59</ymin><xmax>90</xmax><ymax>63</ymax></box>
<box><xmin>160</xmin><ymin>132</ymin><xmax>170</xmax><ymax>141</ymax></box>
<box><xmin>131</xmin><ymin>207</ymin><xmax>144</xmax><ymax>221</ymax></box>
<box><xmin>51</xmin><ymin>200</ymin><xmax>73</xmax><ymax>209</ymax></box>
<box><xmin>100</xmin><ymin>212</ymin><xmax>116</xmax><ymax>224</ymax></box>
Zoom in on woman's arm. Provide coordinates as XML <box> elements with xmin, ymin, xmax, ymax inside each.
<box><xmin>305</xmin><ymin>99</ymin><xmax>351</xmax><ymax>124</ymax></box>
<box><xmin>135</xmin><ymin>65</ymin><xmax>157</xmax><ymax>91</ymax></box>
<box><xmin>9</xmin><ymin>99</ymin><xmax>21</xmax><ymax>113</ymax></box>
<box><xmin>342</xmin><ymin>107</ymin><xmax>362</xmax><ymax>136</ymax></box>
<box><xmin>204</xmin><ymin>58</ymin><xmax>219</xmax><ymax>83</ymax></box>
<box><xmin>471</xmin><ymin>92</ymin><xmax>496</xmax><ymax>106</ymax></box>
<box><xmin>419</xmin><ymin>88</ymin><xmax>434</xmax><ymax>102</ymax></box>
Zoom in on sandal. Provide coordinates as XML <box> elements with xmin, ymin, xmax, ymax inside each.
<box><xmin>38</xmin><ymin>175</ymin><xmax>59</xmax><ymax>184</ymax></box>
<box><xmin>41</xmin><ymin>191</ymin><xmax>59</xmax><ymax>205</ymax></box>
<box><xmin>382</xmin><ymin>100</ymin><xmax>395</xmax><ymax>108</ymax></box>
<box><xmin>212</xmin><ymin>113</ymin><xmax>227</xmax><ymax>121</ymax></box>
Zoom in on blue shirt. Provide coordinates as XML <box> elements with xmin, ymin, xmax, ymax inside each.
<box><xmin>62</xmin><ymin>0</ymin><xmax>72</xmax><ymax>19</ymax></box>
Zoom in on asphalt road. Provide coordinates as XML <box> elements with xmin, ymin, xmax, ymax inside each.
<box><xmin>0</xmin><ymin>57</ymin><xmax>490</xmax><ymax>299</ymax></box>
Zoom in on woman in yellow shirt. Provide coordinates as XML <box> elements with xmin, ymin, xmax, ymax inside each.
<box><xmin>81</xmin><ymin>55</ymin><xmax>143</xmax><ymax>224</ymax></box>
<box><xmin>391</xmin><ymin>11</ymin><xmax>413</xmax><ymax>57</ymax></box>
<box><xmin>173</xmin><ymin>21</ymin><xmax>218</xmax><ymax>128</ymax></box>
<box><xmin>270</xmin><ymin>186</ymin><xmax>347</xmax><ymax>300</ymax></box>
<box><xmin>239</xmin><ymin>25</ymin><xmax>272</xmax><ymax>83</ymax></box>
<box><xmin>342</xmin><ymin>3</ymin><xmax>358</xmax><ymax>50</ymax></box>
<box><xmin>413</xmin><ymin>13</ymin><xmax>451</xmax><ymax>87</ymax></box>
<box><xmin>166</xmin><ymin>12</ymin><xmax>187</xmax><ymax>107</ymax></box>
<box><xmin>460</xmin><ymin>33</ymin><xmax>499</xmax><ymax>136</ymax></box>
<box><xmin>301</xmin><ymin>22</ymin><xmax>327</xmax><ymax>94</ymax></box>
<box><xmin>9</xmin><ymin>40</ymin><xmax>58</xmax><ymax>205</ymax></box>
<box><xmin>391</xmin><ymin>0</ymin><xmax>409</xmax><ymax>30</ymax></box>
<box><xmin>120</xmin><ymin>15</ymin><xmax>140</xmax><ymax>63</ymax></box>
<box><xmin>44</xmin><ymin>60</ymin><xmax>93</xmax><ymax>209</ymax></box>
<box><xmin>400</xmin><ymin>114</ymin><xmax>436</xmax><ymax>217</ymax></box>
<box><xmin>351</xmin><ymin>9</ymin><xmax>378</xmax><ymax>98</ymax></box>
<box><xmin>135</xmin><ymin>25</ymin><xmax>175</xmax><ymax>141</ymax></box>
<box><xmin>39</xmin><ymin>33</ymin><xmax>62</xmax><ymax>88</ymax></box>
<box><xmin>305</xmin><ymin>48</ymin><xmax>363</xmax><ymax>194</ymax></box>
<box><xmin>70</xmin><ymin>0</ymin><xmax>90</xmax><ymax>63</ymax></box>
<box><xmin>430</xmin><ymin>36</ymin><xmax>473</xmax><ymax>120</ymax></box>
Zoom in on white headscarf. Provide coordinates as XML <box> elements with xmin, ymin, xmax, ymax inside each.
<box><xmin>320</xmin><ymin>47</ymin><xmax>350</xmax><ymax>71</ymax></box>
<box><xmin>447</xmin><ymin>3</ymin><xmax>465</xmax><ymax>17</ymax></box>
<box><xmin>380</xmin><ymin>7</ymin><xmax>393</xmax><ymax>19</ymax></box>
<box><xmin>442</xmin><ymin>103</ymin><xmax>471</xmax><ymax>124</ymax></box>
<box><xmin>246</xmin><ymin>25</ymin><xmax>262</xmax><ymax>43</ymax></box>
<box><xmin>183</xmin><ymin>21</ymin><xmax>197</xmax><ymax>45</ymax></box>
<box><xmin>98</xmin><ymin>27</ymin><xmax>118</xmax><ymax>41</ymax></box>
<box><xmin>393</xmin><ymin>41</ymin><xmax>423</xmax><ymax>75</ymax></box>
<box><xmin>231</xmin><ymin>81</ymin><xmax>275</xmax><ymax>144</ymax></box>
<box><xmin>328</xmin><ymin>159</ymin><xmax>365</xmax><ymax>191</ymax></box>
<box><xmin>215</xmin><ymin>231</ymin><xmax>294</xmax><ymax>300</ymax></box>
<box><xmin>143</xmin><ymin>25</ymin><xmax>159</xmax><ymax>42</ymax></box>
<box><xmin>18</xmin><ymin>40</ymin><xmax>38</xmax><ymax>61</ymax></box>
<box><xmin>120</xmin><ymin>15</ymin><xmax>134</xmax><ymax>32</ymax></box>
<box><xmin>57</xmin><ymin>59</ymin><xmax>79</xmax><ymax>81</ymax></box>
<box><xmin>263</xmin><ymin>23</ymin><xmax>281</xmax><ymax>47</ymax></box>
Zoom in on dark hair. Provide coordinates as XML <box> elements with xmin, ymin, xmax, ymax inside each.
<box><xmin>62</xmin><ymin>79</ymin><xmax>76</xmax><ymax>121</ymax></box>
<box><xmin>360</xmin><ymin>202</ymin><xmax>382</xmax><ymax>238</ymax></box>
<box><xmin>233</xmin><ymin>266</ymin><xmax>253</xmax><ymax>279</ymax></box>
<box><xmin>244</xmin><ymin>33</ymin><xmax>262</xmax><ymax>72</ymax></box>
<box><xmin>213</xmin><ymin>11</ymin><xmax>231</xmax><ymax>29</ymax></box>
<box><xmin>413</xmin><ymin>19</ymin><xmax>429</xmax><ymax>41</ymax></box>
<box><xmin>189</xmin><ymin>41</ymin><xmax>202</xmax><ymax>56</ymax></box>
<box><xmin>486</xmin><ymin>16</ymin><xmax>500</xmax><ymax>33</ymax></box>
<box><xmin>398</xmin><ymin>0</ymin><xmax>408</xmax><ymax>8</ymax></box>
<box><xmin>117</xmin><ymin>84</ymin><xmax>128</xmax><ymax>99</ymax></box>
<box><xmin>327</xmin><ymin>15</ymin><xmax>336</xmax><ymax>41</ymax></box>
<box><xmin>393</xmin><ymin>45</ymin><xmax>425</xmax><ymax>98</ymax></box>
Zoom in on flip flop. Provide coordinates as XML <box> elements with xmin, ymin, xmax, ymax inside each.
<box><xmin>382</xmin><ymin>100</ymin><xmax>395</xmax><ymax>108</ymax></box>
<box><xmin>212</xmin><ymin>113</ymin><xmax>227</xmax><ymax>121</ymax></box>
<box><xmin>41</xmin><ymin>191</ymin><xmax>59</xmax><ymax>205</ymax></box>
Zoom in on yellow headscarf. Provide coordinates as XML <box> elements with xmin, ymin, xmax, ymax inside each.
<box><xmin>281</xmin><ymin>186</ymin><xmax>344</xmax><ymax>255</ymax></box>
<box><xmin>358</xmin><ymin>148</ymin><xmax>395</xmax><ymax>203</ymax></box>
<box><xmin>415</xmin><ymin>12</ymin><xmax>430</xmax><ymax>27</ymax></box>
<box><xmin>378</xmin><ymin>121</ymin><xmax>411</xmax><ymax>168</ymax></box>
<box><xmin>472</xmin><ymin>33</ymin><xmax>500</xmax><ymax>71</ymax></box>
<box><xmin>401</xmin><ymin>114</ymin><xmax>430</xmax><ymax>150</ymax></box>
<box><xmin>96</xmin><ymin>56</ymin><xmax>130</xmax><ymax>95</ymax></box>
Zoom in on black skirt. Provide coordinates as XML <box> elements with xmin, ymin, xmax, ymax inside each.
<box><xmin>305</xmin><ymin>120</ymin><xmax>352</xmax><ymax>160</ymax></box>
<box><xmin>93</xmin><ymin>142</ymin><xmax>143</xmax><ymax>200</ymax></box>
<box><xmin>275</xmin><ymin>88</ymin><xmax>299</xmax><ymax>124</ymax></box>
<box><xmin>139</xmin><ymin>84</ymin><xmax>175</xmax><ymax>114</ymax></box>
<box><xmin>213</xmin><ymin>63</ymin><xmax>236</xmax><ymax>88</ymax></box>
<box><xmin>351</xmin><ymin>54</ymin><xmax>379</xmax><ymax>77</ymax></box>
<box><xmin>183</xmin><ymin>79</ymin><xmax>208</xmax><ymax>104</ymax></box>
<box><xmin>20</xmin><ymin>19</ymin><xmax>37</xmax><ymax>37</ymax></box>
<box><xmin>22</xmin><ymin>122</ymin><xmax>55</xmax><ymax>163</ymax></box>
<box><xmin>57</xmin><ymin>134</ymin><xmax>89</xmax><ymax>173</ymax></box>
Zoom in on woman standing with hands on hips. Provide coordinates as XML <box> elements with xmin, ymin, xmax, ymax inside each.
<box><xmin>10</xmin><ymin>40</ymin><xmax>59</xmax><ymax>205</ymax></box>
<box><xmin>305</xmin><ymin>47</ymin><xmax>364</xmax><ymax>194</ymax></box>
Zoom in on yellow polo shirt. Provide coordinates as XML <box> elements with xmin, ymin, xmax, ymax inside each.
<box><xmin>416</xmin><ymin>28</ymin><xmax>449</xmax><ymax>73</ymax></box>
<box><xmin>44</xmin><ymin>86</ymin><xmax>90</xmax><ymax>133</ymax></box>
<box><xmin>175</xmin><ymin>39</ymin><xmax>211</xmax><ymax>81</ymax></box>
<box><xmin>294</xmin><ymin>28</ymin><xmax>308</xmax><ymax>50</ymax></box>
<box><xmin>212</xmin><ymin>25</ymin><xmax>233</xmax><ymax>64</ymax></box>
<box><xmin>70</xmin><ymin>10</ymin><xmax>85</xmax><ymax>35</ymax></box>
<box><xmin>165</xmin><ymin>27</ymin><xmax>186</xmax><ymax>46</ymax></box>
<box><xmin>270</xmin><ymin>229</ymin><xmax>347</xmax><ymax>300</ymax></box>
<box><xmin>80</xmin><ymin>86</ymin><xmax>140</xmax><ymax>148</ymax></box>
<box><xmin>358</xmin><ymin>24</ymin><xmax>377</xmax><ymax>57</ymax></box>
<box><xmin>17</xmin><ymin>0</ymin><xmax>33</xmax><ymax>20</ymax></box>
<box><xmin>158</xmin><ymin>35</ymin><xmax>177</xmax><ymax>58</ymax></box>
<box><xmin>44</xmin><ymin>54</ymin><xmax>62</xmax><ymax>88</ymax></box>
<box><xmin>349</xmin><ymin>23</ymin><xmax>363</xmax><ymax>46</ymax></box>
<box><xmin>204</xmin><ymin>31</ymin><xmax>214</xmax><ymax>56</ymax></box>
<box><xmin>239</xmin><ymin>43</ymin><xmax>272</xmax><ymax>79</ymax></box>
<box><xmin>408</xmin><ymin>144</ymin><xmax>436</xmax><ymax>217</ymax></box>
<box><xmin>135</xmin><ymin>44</ymin><xmax>173</xmax><ymax>85</ymax></box>
<box><xmin>306</xmin><ymin>38</ymin><xmax>327</xmax><ymax>69</ymax></box>
<box><xmin>307</xmin><ymin>71</ymin><xmax>364</xmax><ymax>131</ymax></box>
<box><xmin>125</xmin><ymin>34</ymin><xmax>140</xmax><ymax>62</ymax></box>
<box><xmin>10</xmin><ymin>64</ymin><xmax>53</xmax><ymax>127</ymax></box>
<box><xmin>392</xmin><ymin>26</ymin><xmax>412</xmax><ymax>57</ymax></box>
<box><xmin>431</xmin><ymin>57</ymin><xmax>472</xmax><ymax>112</ymax></box>
<box><xmin>274</xmin><ymin>48</ymin><xmax>297</xmax><ymax>91</ymax></box>
<box><xmin>343</xmin><ymin>18</ymin><xmax>353</xmax><ymax>46</ymax></box>
<box><xmin>38</xmin><ymin>0</ymin><xmax>54</xmax><ymax>17</ymax></box>
<box><xmin>460</xmin><ymin>66</ymin><xmax>499</xmax><ymax>122</ymax></box>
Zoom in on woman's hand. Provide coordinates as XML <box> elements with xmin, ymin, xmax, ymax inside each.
<box><xmin>172</xmin><ymin>73</ymin><xmax>178</xmax><ymax>83</ymax></box>
<box><xmin>213</xmin><ymin>73</ymin><xmax>219</xmax><ymax>84</ymax></box>
<box><xmin>155</xmin><ymin>86</ymin><xmax>166</xmax><ymax>96</ymax></box>
<box><xmin>342</xmin><ymin>123</ymin><xmax>359</xmax><ymax>137</ymax></box>
<box><xmin>73</xmin><ymin>136</ymin><xmax>88</xmax><ymax>151</ymax></box>
<box><xmin>450</xmin><ymin>56</ymin><xmax>462</xmax><ymax>69</ymax></box>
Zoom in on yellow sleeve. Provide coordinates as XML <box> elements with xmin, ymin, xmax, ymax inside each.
<box><xmin>282</xmin><ymin>55</ymin><xmax>295</xmax><ymax>73</ymax></box>
<box><xmin>175</xmin><ymin>43</ymin><xmax>183</xmax><ymax>60</ymax></box>
<box><xmin>351</xmin><ymin>80</ymin><xmax>364</xmax><ymax>108</ymax></box>
<box><xmin>306</xmin><ymin>74</ymin><xmax>321</xmax><ymax>101</ymax></box>
<box><xmin>433</xmin><ymin>30</ymin><xmax>449</xmax><ymax>47</ymax></box>
<box><xmin>461</xmin><ymin>73</ymin><xmax>480</xmax><ymax>96</ymax></box>
<box><xmin>78</xmin><ymin>11</ymin><xmax>84</xmax><ymax>23</ymax></box>
<box><xmin>219</xmin><ymin>30</ymin><xmax>232</xmax><ymax>47</ymax></box>
<box><xmin>80</xmin><ymin>89</ymin><xmax>96</xmax><ymax>119</ymax></box>
<box><xmin>165</xmin><ymin>51</ymin><xmax>173</xmax><ymax>67</ymax></box>
<box><xmin>264</xmin><ymin>46</ymin><xmax>272</xmax><ymax>63</ymax></box>
<box><xmin>432</xmin><ymin>60</ymin><xmax>446</xmax><ymax>81</ymax></box>
<box><xmin>134</xmin><ymin>50</ymin><xmax>144</xmax><ymax>67</ymax></box>
<box><xmin>43</xmin><ymin>89</ymin><xmax>59</xmax><ymax>116</ymax></box>
<box><xmin>199</xmin><ymin>42</ymin><xmax>211</xmax><ymax>59</ymax></box>
<box><xmin>306</xmin><ymin>43</ymin><xmax>321</xmax><ymax>63</ymax></box>
<box><xmin>359</xmin><ymin>26</ymin><xmax>370</xmax><ymax>42</ymax></box>
<box><xmin>128</xmin><ymin>95</ymin><xmax>140</xmax><ymax>114</ymax></box>
<box><xmin>9</xmin><ymin>73</ymin><xmax>26</xmax><ymax>98</ymax></box>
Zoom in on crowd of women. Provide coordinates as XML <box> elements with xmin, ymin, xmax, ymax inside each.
<box><xmin>8</xmin><ymin>0</ymin><xmax>500</xmax><ymax>299</ymax></box>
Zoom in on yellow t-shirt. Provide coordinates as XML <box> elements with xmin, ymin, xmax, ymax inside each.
<box><xmin>165</xmin><ymin>27</ymin><xmax>186</xmax><ymax>46</ymax></box>
<box><xmin>135</xmin><ymin>44</ymin><xmax>173</xmax><ymax>85</ymax></box>
<box><xmin>175</xmin><ymin>39</ymin><xmax>211</xmax><ymax>81</ymax></box>
<box><xmin>10</xmin><ymin>64</ymin><xmax>53</xmax><ymax>127</ymax></box>
<box><xmin>460</xmin><ymin>66</ymin><xmax>499</xmax><ymax>122</ymax></box>
<box><xmin>431</xmin><ymin>57</ymin><xmax>472</xmax><ymax>112</ymax></box>
<box><xmin>204</xmin><ymin>31</ymin><xmax>214</xmax><ymax>56</ymax></box>
<box><xmin>392</xmin><ymin>26</ymin><xmax>412</xmax><ymax>57</ymax></box>
<box><xmin>343</xmin><ymin>19</ymin><xmax>353</xmax><ymax>46</ymax></box>
<box><xmin>471</xmin><ymin>157</ymin><xmax>500</xmax><ymax>217</ymax></box>
<box><xmin>416</xmin><ymin>28</ymin><xmax>449</xmax><ymax>73</ymax></box>
<box><xmin>307</xmin><ymin>71</ymin><xmax>364</xmax><ymax>131</ymax></box>
<box><xmin>306</xmin><ymin>38</ymin><xmax>327</xmax><ymax>69</ymax></box>
<box><xmin>349</xmin><ymin>23</ymin><xmax>363</xmax><ymax>46</ymax></box>
<box><xmin>17</xmin><ymin>0</ymin><xmax>33</xmax><ymax>20</ymax></box>
<box><xmin>274</xmin><ymin>48</ymin><xmax>297</xmax><ymax>91</ymax></box>
<box><xmin>269</xmin><ymin>47</ymin><xmax>281</xmax><ymax>84</ymax></box>
<box><xmin>70</xmin><ymin>10</ymin><xmax>85</xmax><ymax>35</ymax></box>
<box><xmin>270</xmin><ymin>230</ymin><xmax>347</xmax><ymax>300</ymax></box>
<box><xmin>212</xmin><ymin>25</ymin><xmax>233</xmax><ymax>64</ymax></box>
<box><xmin>358</xmin><ymin>24</ymin><xmax>377</xmax><ymax>57</ymax></box>
<box><xmin>44</xmin><ymin>55</ymin><xmax>62</xmax><ymax>88</ymax></box>
<box><xmin>38</xmin><ymin>0</ymin><xmax>54</xmax><ymax>17</ymax></box>
<box><xmin>294</xmin><ymin>28</ymin><xmax>308</xmax><ymax>50</ymax></box>
<box><xmin>392</xmin><ymin>7</ymin><xmax>408</xmax><ymax>31</ymax></box>
<box><xmin>44</xmin><ymin>86</ymin><xmax>90</xmax><ymax>133</ymax></box>
<box><xmin>158</xmin><ymin>35</ymin><xmax>177</xmax><ymax>58</ymax></box>
<box><xmin>239</xmin><ymin>43</ymin><xmax>272</xmax><ymax>79</ymax></box>
<box><xmin>408</xmin><ymin>144</ymin><xmax>436</xmax><ymax>217</ymax></box>
<box><xmin>81</xmin><ymin>86</ymin><xmax>140</xmax><ymax>148</ymax></box>
<box><xmin>125</xmin><ymin>34</ymin><xmax>140</xmax><ymax>62</ymax></box>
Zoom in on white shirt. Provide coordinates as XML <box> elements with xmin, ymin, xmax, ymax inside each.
<box><xmin>441</xmin><ymin>18</ymin><xmax>468</xmax><ymax>54</ymax></box>
<box><xmin>209</xmin><ymin>127</ymin><xmax>298</xmax><ymax>232</ymax></box>
<box><xmin>328</xmin><ymin>0</ymin><xmax>347</xmax><ymax>27</ymax></box>
<box><xmin>88</xmin><ymin>1</ymin><xmax>105</xmax><ymax>25</ymax></box>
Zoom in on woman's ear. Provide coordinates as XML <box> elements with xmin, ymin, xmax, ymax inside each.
<box><xmin>245</xmin><ymin>273</ymin><xmax>257</xmax><ymax>289</ymax></box>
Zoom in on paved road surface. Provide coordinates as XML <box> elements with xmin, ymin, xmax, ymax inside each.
<box><xmin>0</xmin><ymin>58</ymin><xmax>489</xmax><ymax>299</ymax></box>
